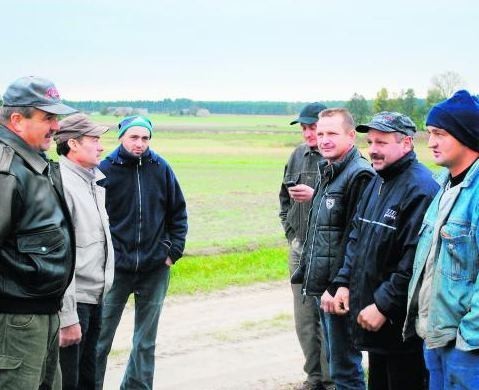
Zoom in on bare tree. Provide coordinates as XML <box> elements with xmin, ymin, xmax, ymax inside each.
<box><xmin>431</xmin><ymin>71</ymin><xmax>466</xmax><ymax>99</ymax></box>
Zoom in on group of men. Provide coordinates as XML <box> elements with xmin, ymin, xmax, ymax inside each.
<box><xmin>0</xmin><ymin>74</ymin><xmax>477</xmax><ymax>390</ymax></box>
<box><xmin>0</xmin><ymin>76</ymin><xmax>187</xmax><ymax>390</ymax></box>
<box><xmin>281</xmin><ymin>94</ymin><xmax>479</xmax><ymax>389</ymax></box>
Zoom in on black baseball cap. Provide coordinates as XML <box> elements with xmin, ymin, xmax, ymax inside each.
<box><xmin>2</xmin><ymin>76</ymin><xmax>77</xmax><ymax>115</ymax></box>
<box><xmin>290</xmin><ymin>102</ymin><xmax>327</xmax><ymax>125</ymax></box>
<box><xmin>356</xmin><ymin>111</ymin><xmax>416</xmax><ymax>136</ymax></box>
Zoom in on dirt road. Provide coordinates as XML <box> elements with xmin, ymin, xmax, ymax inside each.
<box><xmin>103</xmin><ymin>280</ymin><xmax>307</xmax><ymax>389</ymax></box>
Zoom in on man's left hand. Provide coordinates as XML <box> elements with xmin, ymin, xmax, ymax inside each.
<box><xmin>357</xmin><ymin>304</ymin><xmax>386</xmax><ymax>332</ymax></box>
<box><xmin>165</xmin><ymin>257</ymin><xmax>173</xmax><ymax>267</ymax></box>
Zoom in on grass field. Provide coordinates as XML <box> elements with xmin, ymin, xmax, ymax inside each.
<box><xmin>90</xmin><ymin>113</ymin><xmax>295</xmax><ymax>132</ymax></box>
<box><xmin>61</xmin><ymin>114</ymin><xmax>439</xmax><ymax>295</ymax></box>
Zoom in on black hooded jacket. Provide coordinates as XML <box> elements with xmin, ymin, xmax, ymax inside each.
<box><xmin>99</xmin><ymin>145</ymin><xmax>187</xmax><ymax>273</ymax></box>
<box><xmin>333</xmin><ymin>151</ymin><xmax>439</xmax><ymax>354</ymax></box>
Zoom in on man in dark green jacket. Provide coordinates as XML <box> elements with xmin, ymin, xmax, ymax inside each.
<box><xmin>279</xmin><ymin>102</ymin><xmax>332</xmax><ymax>390</ymax></box>
<box><xmin>0</xmin><ymin>76</ymin><xmax>77</xmax><ymax>389</ymax></box>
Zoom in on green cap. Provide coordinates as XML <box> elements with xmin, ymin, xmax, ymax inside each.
<box><xmin>118</xmin><ymin>115</ymin><xmax>153</xmax><ymax>138</ymax></box>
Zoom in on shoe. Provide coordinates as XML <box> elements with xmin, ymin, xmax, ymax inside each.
<box><xmin>295</xmin><ymin>381</ymin><xmax>328</xmax><ymax>390</ymax></box>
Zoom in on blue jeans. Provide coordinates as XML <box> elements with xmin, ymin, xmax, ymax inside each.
<box><xmin>424</xmin><ymin>344</ymin><xmax>479</xmax><ymax>389</ymax></box>
<box><xmin>320</xmin><ymin>309</ymin><xmax>365</xmax><ymax>390</ymax></box>
<box><xmin>96</xmin><ymin>266</ymin><xmax>170</xmax><ymax>390</ymax></box>
<box><xmin>60</xmin><ymin>303</ymin><xmax>102</xmax><ymax>389</ymax></box>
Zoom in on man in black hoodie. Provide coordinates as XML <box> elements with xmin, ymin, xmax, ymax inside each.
<box><xmin>96</xmin><ymin>116</ymin><xmax>187</xmax><ymax>390</ymax></box>
<box><xmin>331</xmin><ymin>112</ymin><xmax>439</xmax><ymax>390</ymax></box>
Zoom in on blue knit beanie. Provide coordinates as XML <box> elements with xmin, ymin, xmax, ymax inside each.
<box><xmin>426</xmin><ymin>90</ymin><xmax>479</xmax><ymax>152</ymax></box>
<box><xmin>118</xmin><ymin>115</ymin><xmax>153</xmax><ymax>138</ymax></box>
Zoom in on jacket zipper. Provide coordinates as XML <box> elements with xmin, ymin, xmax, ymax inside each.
<box><xmin>47</xmin><ymin>162</ymin><xmax>54</xmax><ymax>185</ymax></box>
<box><xmin>303</xmin><ymin>166</ymin><xmax>333</xmax><ymax>297</ymax></box>
<box><xmin>378</xmin><ymin>179</ymin><xmax>384</xmax><ymax>196</ymax></box>
<box><xmin>135</xmin><ymin>157</ymin><xmax>142</xmax><ymax>272</ymax></box>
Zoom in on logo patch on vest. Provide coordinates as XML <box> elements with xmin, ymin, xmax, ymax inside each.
<box><xmin>326</xmin><ymin>198</ymin><xmax>335</xmax><ymax>209</ymax></box>
<box><xmin>384</xmin><ymin>208</ymin><xmax>398</xmax><ymax>221</ymax></box>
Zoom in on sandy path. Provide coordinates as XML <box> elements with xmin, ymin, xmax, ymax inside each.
<box><xmin>103</xmin><ymin>280</ymin><xmax>306</xmax><ymax>389</ymax></box>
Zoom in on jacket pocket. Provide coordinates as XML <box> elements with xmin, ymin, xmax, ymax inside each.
<box><xmin>0</xmin><ymin>355</ymin><xmax>22</xmax><ymax>370</ymax></box>
<box><xmin>283</xmin><ymin>174</ymin><xmax>302</xmax><ymax>238</ymax></box>
<box><xmin>413</xmin><ymin>223</ymin><xmax>432</xmax><ymax>272</ymax></box>
<box><xmin>283</xmin><ymin>173</ymin><xmax>300</xmax><ymax>187</ymax></box>
<box><xmin>76</xmin><ymin>231</ymin><xmax>105</xmax><ymax>247</ymax></box>
<box><xmin>158</xmin><ymin>239</ymin><xmax>171</xmax><ymax>260</ymax></box>
<box><xmin>323</xmin><ymin>192</ymin><xmax>345</xmax><ymax>228</ymax></box>
<box><xmin>16</xmin><ymin>228</ymin><xmax>67</xmax><ymax>296</ymax></box>
<box><xmin>439</xmin><ymin>223</ymin><xmax>477</xmax><ymax>281</ymax></box>
<box><xmin>75</xmin><ymin>231</ymin><xmax>106</xmax><ymax>277</ymax></box>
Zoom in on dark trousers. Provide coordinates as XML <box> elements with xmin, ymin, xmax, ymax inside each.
<box><xmin>368</xmin><ymin>350</ymin><xmax>428</xmax><ymax>390</ymax></box>
<box><xmin>60</xmin><ymin>303</ymin><xmax>102</xmax><ymax>390</ymax></box>
<box><xmin>289</xmin><ymin>238</ymin><xmax>332</xmax><ymax>388</ymax></box>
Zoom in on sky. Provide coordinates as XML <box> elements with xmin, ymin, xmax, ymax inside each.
<box><xmin>1</xmin><ymin>0</ymin><xmax>477</xmax><ymax>102</ymax></box>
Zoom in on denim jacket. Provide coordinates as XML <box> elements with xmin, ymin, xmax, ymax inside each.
<box><xmin>404</xmin><ymin>159</ymin><xmax>479</xmax><ymax>351</ymax></box>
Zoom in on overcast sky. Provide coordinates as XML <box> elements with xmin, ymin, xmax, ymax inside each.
<box><xmin>1</xmin><ymin>0</ymin><xmax>477</xmax><ymax>101</ymax></box>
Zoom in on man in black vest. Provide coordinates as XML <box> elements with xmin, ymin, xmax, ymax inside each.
<box><xmin>292</xmin><ymin>108</ymin><xmax>374</xmax><ymax>390</ymax></box>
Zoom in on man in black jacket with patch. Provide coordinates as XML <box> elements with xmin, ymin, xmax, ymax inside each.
<box><xmin>0</xmin><ymin>76</ymin><xmax>77</xmax><ymax>389</ymax></box>
<box><xmin>331</xmin><ymin>112</ymin><xmax>439</xmax><ymax>390</ymax></box>
<box><xmin>292</xmin><ymin>108</ymin><xmax>375</xmax><ymax>390</ymax></box>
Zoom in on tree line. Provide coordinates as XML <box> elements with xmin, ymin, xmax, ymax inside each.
<box><xmin>59</xmin><ymin>71</ymin><xmax>468</xmax><ymax>130</ymax></box>
<box><xmin>63</xmin><ymin>99</ymin><xmax>347</xmax><ymax>116</ymax></box>
<box><xmin>346</xmin><ymin>71</ymin><xmax>467</xmax><ymax>128</ymax></box>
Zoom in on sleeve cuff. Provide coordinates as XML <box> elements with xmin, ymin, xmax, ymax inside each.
<box><xmin>59</xmin><ymin>310</ymin><xmax>79</xmax><ymax>328</ymax></box>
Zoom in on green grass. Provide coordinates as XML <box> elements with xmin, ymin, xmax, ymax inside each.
<box><xmin>92</xmin><ymin>129</ymin><xmax>297</xmax><ymax>255</ymax></box>
<box><xmin>50</xmin><ymin>114</ymin><xmax>441</xmax><ymax>296</ymax></box>
<box><xmin>168</xmin><ymin>246</ymin><xmax>289</xmax><ymax>295</ymax></box>
<box><xmin>90</xmin><ymin>113</ymin><xmax>296</xmax><ymax>132</ymax></box>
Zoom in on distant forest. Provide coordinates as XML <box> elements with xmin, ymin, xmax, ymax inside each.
<box><xmin>62</xmin><ymin>72</ymin><xmax>469</xmax><ymax>127</ymax></box>
<box><xmin>63</xmin><ymin>99</ymin><xmax>350</xmax><ymax>115</ymax></box>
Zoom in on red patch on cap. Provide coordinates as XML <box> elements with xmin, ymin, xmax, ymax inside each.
<box><xmin>45</xmin><ymin>87</ymin><xmax>60</xmax><ymax>100</ymax></box>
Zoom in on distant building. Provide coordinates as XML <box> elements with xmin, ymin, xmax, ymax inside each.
<box><xmin>176</xmin><ymin>107</ymin><xmax>210</xmax><ymax>117</ymax></box>
<box><xmin>195</xmin><ymin>108</ymin><xmax>210</xmax><ymax>117</ymax></box>
<box><xmin>105</xmin><ymin>107</ymin><xmax>149</xmax><ymax>116</ymax></box>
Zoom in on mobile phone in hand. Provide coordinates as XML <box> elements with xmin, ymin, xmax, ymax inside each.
<box><xmin>285</xmin><ymin>181</ymin><xmax>297</xmax><ymax>188</ymax></box>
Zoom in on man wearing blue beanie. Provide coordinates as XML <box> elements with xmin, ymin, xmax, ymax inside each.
<box><xmin>95</xmin><ymin>115</ymin><xmax>188</xmax><ymax>389</ymax></box>
<box><xmin>404</xmin><ymin>90</ymin><xmax>479</xmax><ymax>389</ymax></box>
